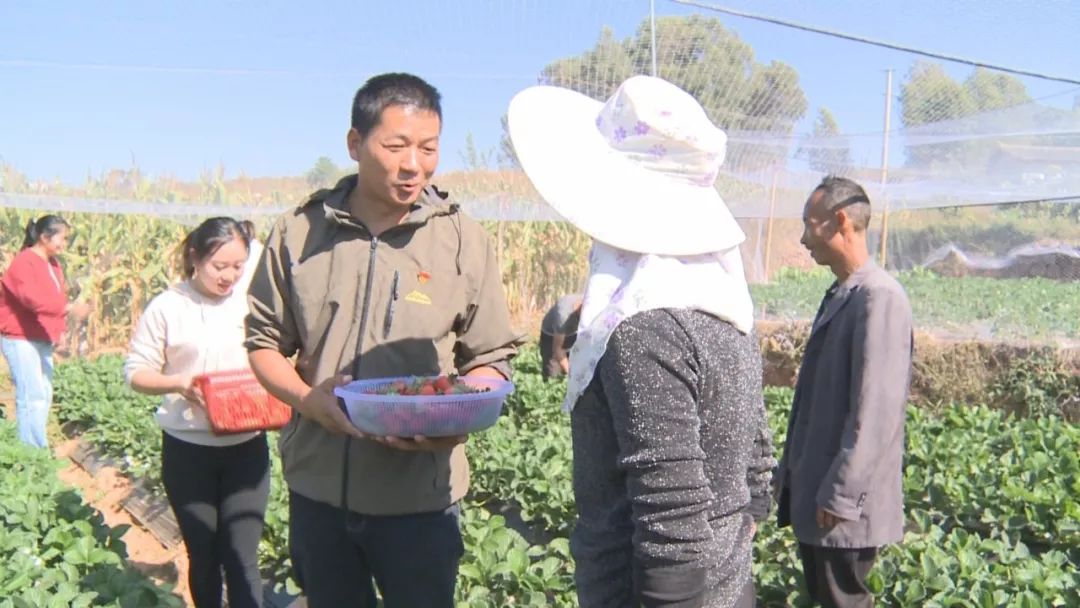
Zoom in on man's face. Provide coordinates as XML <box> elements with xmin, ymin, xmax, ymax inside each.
<box><xmin>349</xmin><ymin>104</ymin><xmax>441</xmax><ymax>209</ymax></box>
<box><xmin>800</xmin><ymin>190</ymin><xmax>840</xmax><ymax>266</ymax></box>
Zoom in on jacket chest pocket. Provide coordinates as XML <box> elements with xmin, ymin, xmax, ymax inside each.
<box><xmin>383</xmin><ymin>268</ymin><xmax>468</xmax><ymax>343</ymax></box>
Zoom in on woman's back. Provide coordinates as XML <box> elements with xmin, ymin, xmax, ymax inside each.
<box><xmin>571</xmin><ymin>308</ymin><xmax>773</xmax><ymax>608</ymax></box>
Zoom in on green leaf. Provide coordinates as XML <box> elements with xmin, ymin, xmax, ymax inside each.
<box><xmin>458</xmin><ymin>564</ymin><xmax>483</xmax><ymax>581</ymax></box>
<box><xmin>506</xmin><ymin>547</ymin><xmax>529</xmax><ymax>575</ymax></box>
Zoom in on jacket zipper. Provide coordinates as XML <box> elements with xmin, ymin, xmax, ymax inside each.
<box><xmin>351</xmin><ymin>236</ymin><xmax>380</xmax><ymax>377</ymax></box>
<box><xmin>341</xmin><ymin>236</ymin><xmax>379</xmax><ymax>516</ymax></box>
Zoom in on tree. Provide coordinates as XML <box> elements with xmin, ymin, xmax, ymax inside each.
<box><xmin>901</xmin><ymin>62</ymin><xmax>1032</xmax><ymax>169</ymax></box>
<box><xmin>798</xmin><ymin>108</ymin><xmax>852</xmax><ymax>175</ymax></box>
<box><xmin>537</xmin><ymin>16</ymin><xmax>807</xmax><ymax>170</ymax></box>
<box><xmin>901</xmin><ymin>62</ymin><xmax>976</xmax><ymax>128</ymax></box>
<box><xmin>901</xmin><ymin>62</ymin><xmax>977</xmax><ymax>167</ymax></box>
<box><xmin>963</xmin><ymin>67</ymin><xmax>1031</xmax><ymax>112</ymax></box>
<box><xmin>306</xmin><ymin>156</ymin><xmax>341</xmax><ymax>189</ymax></box>
<box><xmin>540</xmin><ymin>26</ymin><xmax>635</xmax><ymax>100</ymax></box>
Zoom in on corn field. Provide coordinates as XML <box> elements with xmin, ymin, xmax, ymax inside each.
<box><xmin>0</xmin><ymin>209</ymin><xmax>186</xmax><ymax>354</ymax></box>
<box><xmin>0</xmin><ymin>211</ymin><xmax>589</xmax><ymax>355</ymax></box>
<box><xmin>1</xmin><ymin>162</ymin><xmax>599</xmax><ymax>351</ymax></box>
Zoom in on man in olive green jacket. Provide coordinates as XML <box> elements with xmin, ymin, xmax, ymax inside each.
<box><xmin>246</xmin><ymin>73</ymin><xmax>518</xmax><ymax>608</ymax></box>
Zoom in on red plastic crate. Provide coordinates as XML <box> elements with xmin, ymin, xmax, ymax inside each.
<box><xmin>194</xmin><ymin>370</ymin><xmax>292</xmax><ymax>434</ymax></box>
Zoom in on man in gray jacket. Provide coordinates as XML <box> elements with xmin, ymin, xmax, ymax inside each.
<box><xmin>775</xmin><ymin>176</ymin><xmax>913</xmax><ymax>607</ymax></box>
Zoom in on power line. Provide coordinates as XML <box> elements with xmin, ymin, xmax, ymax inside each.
<box><xmin>670</xmin><ymin>0</ymin><xmax>1080</xmax><ymax>86</ymax></box>
<box><xmin>0</xmin><ymin>59</ymin><xmax>532</xmax><ymax>81</ymax></box>
<box><xmin>0</xmin><ymin>59</ymin><xmax>297</xmax><ymax>76</ymax></box>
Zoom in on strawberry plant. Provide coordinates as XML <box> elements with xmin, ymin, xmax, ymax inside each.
<box><xmin>43</xmin><ymin>346</ymin><xmax>1080</xmax><ymax>606</ymax></box>
<box><xmin>468</xmin><ymin>368</ymin><xmax>575</xmax><ymax>536</ymax></box>
<box><xmin>456</xmin><ymin>506</ymin><xmax>575</xmax><ymax>607</ymax></box>
<box><xmin>904</xmin><ymin>403</ymin><xmax>1080</xmax><ymax>551</ymax></box>
<box><xmin>52</xmin><ymin>355</ymin><xmax>164</xmax><ymax>491</ymax></box>
<box><xmin>0</xmin><ymin>420</ymin><xmax>182</xmax><ymax>607</ymax></box>
<box><xmin>757</xmin><ymin>389</ymin><xmax>1080</xmax><ymax>606</ymax></box>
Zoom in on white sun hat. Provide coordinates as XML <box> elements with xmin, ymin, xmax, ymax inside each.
<box><xmin>507</xmin><ymin>75</ymin><xmax>745</xmax><ymax>256</ymax></box>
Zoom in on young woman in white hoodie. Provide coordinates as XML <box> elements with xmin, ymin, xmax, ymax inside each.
<box><xmin>125</xmin><ymin>217</ymin><xmax>268</xmax><ymax>608</ymax></box>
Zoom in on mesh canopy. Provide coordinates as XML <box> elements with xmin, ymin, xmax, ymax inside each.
<box><xmin>5</xmin><ymin>0</ymin><xmax>1080</xmax><ymax>219</ymax></box>
<box><xmin>2</xmin><ymin>0</ymin><xmax>1078</xmax><ymax>343</ymax></box>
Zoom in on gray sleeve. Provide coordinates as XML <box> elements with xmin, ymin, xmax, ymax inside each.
<box><xmin>599</xmin><ymin>314</ymin><xmax>711</xmax><ymax>607</ymax></box>
<box><xmin>745</xmin><ymin>405</ymin><xmax>776</xmax><ymax>521</ymax></box>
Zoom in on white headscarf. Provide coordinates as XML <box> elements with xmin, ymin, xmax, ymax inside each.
<box><xmin>563</xmin><ymin>241</ymin><xmax>755</xmax><ymax>411</ymax></box>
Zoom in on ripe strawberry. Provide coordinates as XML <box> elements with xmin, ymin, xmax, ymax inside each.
<box><xmin>433</xmin><ymin>376</ymin><xmax>452</xmax><ymax>392</ymax></box>
<box><xmin>418</xmin><ymin>385</ymin><xmax>436</xmax><ymax>396</ymax></box>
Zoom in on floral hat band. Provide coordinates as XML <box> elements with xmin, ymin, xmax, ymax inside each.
<box><xmin>594</xmin><ymin>80</ymin><xmax>728</xmax><ymax>188</ymax></box>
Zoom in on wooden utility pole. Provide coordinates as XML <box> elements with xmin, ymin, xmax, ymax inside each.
<box><xmin>878</xmin><ymin>69</ymin><xmax>893</xmax><ymax>267</ymax></box>
<box><xmin>650</xmin><ymin>0</ymin><xmax>658</xmax><ymax>77</ymax></box>
<box><xmin>763</xmin><ymin>170</ymin><xmax>780</xmax><ymax>280</ymax></box>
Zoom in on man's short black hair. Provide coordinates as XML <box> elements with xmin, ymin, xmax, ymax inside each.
<box><xmin>351</xmin><ymin>73</ymin><xmax>442</xmax><ymax>138</ymax></box>
<box><xmin>814</xmin><ymin>175</ymin><xmax>872</xmax><ymax>232</ymax></box>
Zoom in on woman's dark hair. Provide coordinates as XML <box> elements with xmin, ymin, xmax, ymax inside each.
<box><xmin>22</xmin><ymin>215</ymin><xmax>70</xmax><ymax>250</ymax></box>
<box><xmin>237</xmin><ymin>219</ymin><xmax>257</xmax><ymax>242</ymax></box>
<box><xmin>180</xmin><ymin>217</ymin><xmax>250</xmax><ymax>279</ymax></box>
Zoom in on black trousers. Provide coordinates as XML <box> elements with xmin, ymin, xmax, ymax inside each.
<box><xmin>161</xmin><ymin>432</ymin><xmax>270</xmax><ymax>608</ymax></box>
<box><xmin>798</xmin><ymin>543</ymin><xmax>878</xmax><ymax>608</ymax></box>
<box><xmin>288</xmin><ymin>490</ymin><xmax>464</xmax><ymax>608</ymax></box>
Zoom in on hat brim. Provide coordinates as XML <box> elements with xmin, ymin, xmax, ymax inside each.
<box><xmin>508</xmin><ymin>85</ymin><xmax>745</xmax><ymax>256</ymax></box>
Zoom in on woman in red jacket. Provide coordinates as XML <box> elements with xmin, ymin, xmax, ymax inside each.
<box><xmin>0</xmin><ymin>215</ymin><xmax>90</xmax><ymax>448</ymax></box>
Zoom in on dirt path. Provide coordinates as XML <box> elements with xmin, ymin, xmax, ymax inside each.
<box><xmin>52</xmin><ymin>438</ymin><xmax>193</xmax><ymax>607</ymax></box>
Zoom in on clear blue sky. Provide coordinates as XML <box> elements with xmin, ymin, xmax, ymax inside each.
<box><xmin>2</xmin><ymin>0</ymin><xmax>1078</xmax><ymax>186</ymax></box>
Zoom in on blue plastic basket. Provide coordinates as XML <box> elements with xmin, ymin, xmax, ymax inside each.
<box><xmin>334</xmin><ymin>376</ymin><xmax>515</xmax><ymax>437</ymax></box>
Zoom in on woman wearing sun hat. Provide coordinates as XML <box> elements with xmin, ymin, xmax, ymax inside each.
<box><xmin>508</xmin><ymin>76</ymin><xmax>776</xmax><ymax>607</ymax></box>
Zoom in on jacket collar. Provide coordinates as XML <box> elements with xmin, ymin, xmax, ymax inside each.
<box><xmin>810</xmin><ymin>259</ymin><xmax>877</xmax><ymax>338</ymax></box>
<box><xmin>314</xmin><ymin>174</ymin><xmax>458</xmax><ymax>233</ymax></box>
